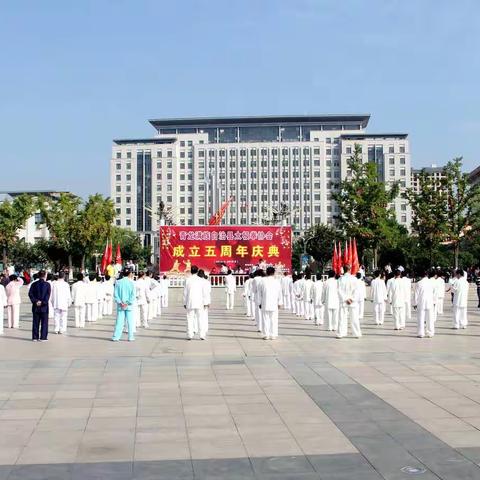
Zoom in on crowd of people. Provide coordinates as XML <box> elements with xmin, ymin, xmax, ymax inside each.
<box><xmin>0</xmin><ymin>268</ymin><xmax>170</xmax><ymax>341</ymax></box>
<box><xmin>0</xmin><ymin>262</ymin><xmax>478</xmax><ymax>342</ymax></box>
<box><xmin>237</xmin><ymin>265</ymin><xmax>475</xmax><ymax>340</ymax></box>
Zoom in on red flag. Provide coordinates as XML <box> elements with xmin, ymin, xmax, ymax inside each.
<box><xmin>332</xmin><ymin>243</ymin><xmax>338</xmax><ymax>274</ymax></box>
<box><xmin>209</xmin><ymin>198</ymin><xmax>232</xmax><ymax>225</ymax></box>
<box><xmin>337</xmin><ymin>242</ymin><xmax>343</xmax><ymax>274</ymax></box>
<box><xmin>343</xmin><ymin>240</ymin><xmax>350</xmax><ymax>267</ymax></box>
<box><xmin>100</xmin><ymin>241</ymin><xmax>109</xmax><ymax>274</ymax></box>
<box><xmin>351</xmin><ymin>238</ymin><xmax>360</xmax><ymax>275</ymax></box>
<box><xmin>106</xmin><ymin>240</ymin><xmax>113</xmax><ymax>266</ymax></box>
<box><xmin>115</xmin><ymin>243</ymin><xmax>122</xmax><ymax>265</ymax></box>
<box><xmin>349</xmin><ymin>238</ymin><xmax>353</xmax><ymax>266</ymax></box>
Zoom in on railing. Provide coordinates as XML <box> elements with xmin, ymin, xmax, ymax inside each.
<box><xmin>166</xmin><ymin>273</ymin><xmax>325</xmax><ymax>288</ymax></box>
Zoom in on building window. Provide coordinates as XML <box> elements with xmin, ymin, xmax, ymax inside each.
<box><xmin>157</xmin><ymin>151</ymin><xmax>162</xmax><ymax>158</ymax></box>
<box><xmin>400</xmin><ymin>157</ymin><xmax>405</xmax><ymax>165</ymax></box>
<box><xmin>180</xmin><ymin>141</ymin><xmax>185</xmax><ymax>147</ymax></box>
<box><xmin>346</xmin><ymin>146</ymin><xmax>352</xmax><ymax>154</ymax></box>
<box><xmin>313</xmin><ymin>148</ymin><xmax>320</xmax><ymax>155</ymax></box>
<box><xmin>180</xmin><ymin>152</ymin><xmax>185</xmax><ymax>158</ymax></box>
<box><xmin>199</xmin><ymin>151</ymin><xmax>205</xmax><ymax>157</ymax></box>
<box><xmin>126</xmin><ymin>163</ymin><xmax>131</xmax><ymax>170</ymax></box>
<box><xmin>400</xmin><ymin>145</ymin><xmax>405</xmax><ymax>153</ymax></box>
<box><xmin>389</xmin><ymin>158</ymin><xmax>395</xmax><ymax>165</ymax></box>
<box><xmin>167</xmin><ymin>151</ymin><xmax>173</xmax><ymax>158</ymax></box>
<box><xmin>126</xmin><ymin>152</ymin><xmax>131</xmax><ymax>159</ymax></box>
<box><xmin>116</xmin><ymin>186</ymin><xmax>121</xmax><ymax>192</ymax></box>
<box><xmin>116</xmin><ymin>163</ymin><xmax>121</xmax><ymax>170</ymax></box>
<box><xmin>326</xmin><ymin>149</ymin><xmax>331</xmax><ymax>155</ymax></box>
<box><xmin>116</xmin><ymin>152</ymin><xmax>121</xmax><ymax>159</ymax></box>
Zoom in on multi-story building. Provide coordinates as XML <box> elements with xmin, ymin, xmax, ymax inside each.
<box><xmin>469</xmin><ymin>165</ymin><xmax>480</xmax><ymax>186</ymax></box>
<box><xmin>111</xmin><ymin>115</ymin><xmax>411</xmax><ymax>249</ymax></box>
<box><xmin>410</xmin><ymin>165</ymin><xmax>447</xmax><ymax>194</ymax></box>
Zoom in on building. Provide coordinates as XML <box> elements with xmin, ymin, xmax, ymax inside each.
<box><xmin>0</xmin><ymin>191</ymin><xmax>67</xmax><ymax>244</ymax></box>
<box><xmin>469</xmin><ymin>165</ymin><xmax>480</xmax><ymax>186</ymax></box>
<box><xmin>111</xmin><ymin>115</ymin><xmax>411</xmax><ymax>249</ymax></box>
<box><xmin>410</xmin><ymin>165</ymin><xmax>447</xmax><ymax>194</ymax></box>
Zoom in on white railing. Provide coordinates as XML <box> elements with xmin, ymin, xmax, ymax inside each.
<box><xmin>166</xmin><ymin>273</ymin><xmax>325</xmax><ymax>288</ymax></box>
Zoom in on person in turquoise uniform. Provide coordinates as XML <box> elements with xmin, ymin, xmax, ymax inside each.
<box><xmin>112</xmin><ymin>268</ymin><xmax>136</xmax><ymax>341</ymax></box>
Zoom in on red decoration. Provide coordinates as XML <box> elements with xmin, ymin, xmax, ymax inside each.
<box><xmin>115</xmin><ymin>243</ymin><xmax>122</xmax><ymax>265</ymax></box>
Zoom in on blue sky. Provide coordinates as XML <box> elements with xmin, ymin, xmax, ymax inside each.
<box><xmin>1</xmin><ymin>0</ymin><xmax>479</xmax><ymax>198</ymax></box>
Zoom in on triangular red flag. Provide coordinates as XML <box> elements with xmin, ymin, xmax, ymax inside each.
<box><xmin>106</xmin><ymin>240</ymin><xmax>113</xmax><ymax>266</ymax></box>
<box><xmin>115</xmin><ymin>244</ymin><xmax>122</xmax><ymax>265</ymax></box>
<box><xmin>100</xmin><ymin>241</ymin><xmax>109</xmax><ymax>274</ymax></box>
<box><xmin>337</xmin><ymin>242</ymin><xmax>343</xmax><ymax>274</ymax></box>
<box><xmin>332</xmin><ymin>242</ymin><xmax>338</xmax><ymax>274</ymax></box>
<box><xmin>351</xmin><ymin>238</ymin><xmax>360</xmax><ymax>275</ymax></box>
<box><xmin>343</xmin><ymin>240</ymin><xmax>350</xmax><ymax>267</ymax></box>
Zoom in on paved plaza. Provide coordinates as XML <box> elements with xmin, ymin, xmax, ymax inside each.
<box><xmin>1</xmin><ymin>288</ymin><xmax>480</xmax><ymax>479</ymax></box>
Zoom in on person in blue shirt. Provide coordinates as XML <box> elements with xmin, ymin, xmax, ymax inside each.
<box><xmin>112</xmin><ymin>268</ymin><xmax>136</xmax><ymax>341</ymax></box>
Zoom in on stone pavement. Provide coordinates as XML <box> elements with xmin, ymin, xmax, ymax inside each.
<box><xmin>1</xmin><ymin>288</ymin><xmax>480</xmax><ymax>479</ymax></box>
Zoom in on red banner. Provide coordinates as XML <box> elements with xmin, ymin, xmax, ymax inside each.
<box><xmin>160</xmin><ymin>225</ymin><xmax>292</xmax><ymax>274</ymax></box>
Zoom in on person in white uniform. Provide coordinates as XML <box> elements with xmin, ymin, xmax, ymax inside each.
<box><xmin>452</xmin><ymin>269</ymin><xmax>469</xmax><ymax>329</ymax></box>
<box><xmin>280</xmin><ymin>272</ymin><xmax>292</xmax><ymax>310</ymax></box>
<box><xmin>85</xmin><ymin>273</ymin><xmax>98</xmax><ymax>322</ymax></box>
<box><xmin>243</xmin><ymin>274</ymin><xmax>253</xmax><ymax>318</ymax></box>
<box><xmin>145</xmin><ymin>271</ymin><xmax>160</xmax><ymax>321</ymax></box>
<box><xmin>355</xmin><ymin>273</ymin><xmax>366</xmax><ymax>320</ymax></box>
<box><xmin>251</xmin><ymin>269</ymin><xmax>266</xmax><ymax>333</ymax></box>
<box><xmin>258</xmin><ymin>266</ymin><xmax>283</xmax><ymax>340</ymax></box>
<box><xmin>198</xmin><ymin>269</ymin><xmax>211</xmax><ymax>339</ymax></box>
<box><xmin>370</xmin><ymin>271</ymin><xmax>387</xmax><ymax>326</ymax></box>
<box><xmin>312</xmin><ymin>277</ymin><xmax>324</xmax><ymax>326</ymax></box>
<box><xmin>434</xmin><ymin>271</ymin><xmax>446</xmax><ymax>317</ymax></box>
<box><xmin>302</xmin><ymin>273</ymin><xmax>314</xmax><ymax>321</ymax></box>
<box><xmin>0</xmin><ymin>282</ymin><xmax>6</xmax><ymax>335</ymax></box>
<box><xmin>322</xmin><ymin>271</ymin><xmax>339</xmax><ymax>331</ymax></box>
<box><xmin>337</xmin><ymin>265</ymin><xmax>361</xmax><ymax>339</ymax></box>
<box><xmin>414</xmin><ymin>271</ymin><xmax>435</xmax><ymax>338</ymax></box>
<box><xmin>401</xmin><ymin>270</ymin><xmax>412</xmax><ymax>321</ymax></box>
<box><xmin>51</xmin><ymin>272</ymin><xmax>71</xmax><ymax>334</ymax></box>
<box><xmin>160</xmin><ymin>275</ymin><xmax>169</xmax><ymax>308</ymax></box>
<box><xmin>47</xmin><ymin>273</ymin><xmax>54</xmax><ymax>320</ymax></box>
<box><xmin>224</xmin><ymin>270</ymin><xmax>237</xmax><ymax>310</ymax></box>
<box><xmin>71</xmin><ymin>273</ymin><xmax>87</xmax><ymax>328</ymax></box>
<box><xmin>386</xmin><ymin>273</ymin><xmax>395</xmax><ymax>315</ymax></box>
<box><xmin>135</xmin><ymin>272</ymin><xmax>150</xmax><ymax>328</ymax></box>
<box><xmin>102</xmin><ymin>275</ymin><xmax>115</xmax><ymax>316</ymax></box>
<box><xmin>388</xmin><ymin>270</ymin><xmax>407</xmax><ymax>330</ymax></box>
<box><xmin>183</xmin><ymin>265</ymin><xmax>209</xmax><ymax>340</ymax></box>
<box><xmin>293</xmin><ymin>272</ymin><xmax>305</xmax><ymax>317</ymax></box>
<box><xmin>290</xmin><ymin>274</ymin><xmax>298</xmax><ymax>315</ymax></box>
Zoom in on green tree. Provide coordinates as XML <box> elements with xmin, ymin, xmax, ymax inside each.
<box><xmin>333</xmin><ymin>144</ymin><xmax>401</xmax><ymax>268</ymax></box>
<box><xmin>443</xmin><ymin>158</ymin><xmax>480</xmax><ymax>268</ymax></box>
<box><xmin>302</xmin><ymin>224</ymin><xmax>338</xmax><ymax>272</ymax></box>
<box><xmin>76</xmin><ymin>194</ymin><xmax>115</xmax><ymax>270</ymax></box>
<box><xmin>405</xmin><ymin>169</ymin><xmax>448</xmax><ymax>265</ymax></box>
<box><xmin>9</xmin><ymin>240</ymin><xmax>50</xmax><ymax>269</ymax></box>
<box><xmin>38</xmin><ymin>193</ymin><xmax>82</xmax><ymax>272</ymax></box>
<box><xmin>0</xmin><ymin>194</ymin><xmax>34</xmax><ymax>267</ymax></box>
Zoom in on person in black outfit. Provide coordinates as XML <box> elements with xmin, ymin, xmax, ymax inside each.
<box><xmin>476</xmin><ymin>274</ymin><xmax>480</xmax><ymax>308</ymax></box>
<box><xmin>28</xmin><ymin>270</ymin><xmax>51</xmax><ymax>341</ymax></box>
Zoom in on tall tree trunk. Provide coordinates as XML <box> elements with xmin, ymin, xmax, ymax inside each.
<box><xmin>2</xmin><ymin>246</ymin><xmax>7</xmax><ymax>269</ymax></box>
<box><xmin>454</xmin><ymin>243</ymin><xmax>460</xmax><ymax>269</ymax></box>
<box><xmin>68</xmin><ymin>255</ymin><xmax>73</xmax><ymax>280</ymax></box>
